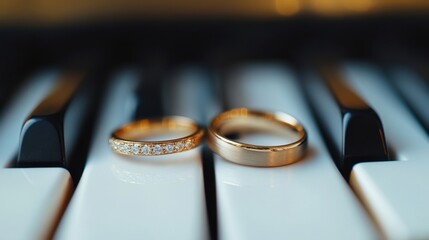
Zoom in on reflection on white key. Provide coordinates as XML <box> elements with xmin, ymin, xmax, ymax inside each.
<box><xmin>55</xmin><ymin>70</ymin><xmax>208</xmax><ymax>240</ymax></box>
<box><xmin>0</xmin><ymin>168</ymin><xmax>72</xmax><ymax>240</ymax></box>
<box><xmin>216</xmin><ymin>64</ymin><xmax>377</xmax><ymax>240</ymax></box>
<box><xmin>344</xmin><ymin>63</ymin><xmax>429</xmax><ymax>240</ymax></box>
<box><xmin>0</xmin><ymin>70</ymin><xmax>58</xmax><ymax>167</ymax></box>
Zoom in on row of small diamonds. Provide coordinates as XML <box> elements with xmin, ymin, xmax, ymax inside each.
<box><xmin>110</xmin><ymin>138</ymin><xmax>195</xmax><ymax>156</ymax></box>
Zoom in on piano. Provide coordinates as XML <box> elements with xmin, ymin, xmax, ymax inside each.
<box><xmin>1</xmin><ymin>1</ymin><xmax>429</xmax><ymax>239</ymax></box>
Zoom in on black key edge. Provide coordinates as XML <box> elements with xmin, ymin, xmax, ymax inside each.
<box><xmin>302</xmin><ymin>64</ymin><xmax>389</xmax><ymax>180</ymax></box>
<box><xmin>202</xmin><ymin>145</ymin><xmax>218</xmax><ymax>240</ymax></box>
<box><xmin>16</xmin><ymin>65</ymin><xmax>110</xmax><ymax>184</ymax></box>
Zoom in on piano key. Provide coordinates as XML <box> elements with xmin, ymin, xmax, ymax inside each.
<box><xmin>166</xmin><ymin>67</ymin><xmax>221</xmax><ymax>123</ymax></box>
<box><xmin>0</xmin><ymin>73</ymin><xmax>19</xmax><ymax>113</ymax></box>
<box><xmin>388</xmin><ymin>65</ymin><xmax>429</xmax><ymax>135</ymax></box>
<box><xmin>166</xmin><ymin>67</ymin><xmax>219</xmax><ymax>239</ymax></box>
<box><xmin>134</xmin><ymin>74</ymin><xmax>165</xmax><ymax>119</ymax></box>
<box><xmin>342</xmin><ymin>63</ymin><xmax>429</xmax><ymax>160</ymax></box>
<box><xmin>0</xmin><ymin>65</ymin><xmax>25</xmax><ymax>112</ymax></box>
<box><xmin>215</xmin><ymin>64</ymin><xmax>377</xmax><ymax>240</ymax></box>
<box><xmin>0</xmin><ymin>70</ymin><xmax>59</xmax><ymax>167</ymax></box>
<box><xmin>303</xmin><ymin>64</ymin><xmax>389</xmax><ymax>179</ymax></box>
<box><xmin>201</xmin><ymin>145</ymin><xmax>218</xmax><ymax>240</ymax></box>
<box><xmin>351</xmin><ymin>160</ymin><xmax>429</xmax><ymax>240</ymax></box>
<box><xmin>56</xmin><ymin>69</ymin><xmax>208</xmax><ymax>240</ymax></box>
<box><xmin>343</xmin><ymin>63</ymin><xmax>429</xmax><ymax>239</ymax></box>
<box><xmin>16</xmin><ymin>68</ymin><xmax>102</xmax><ymax>183</ymax></box>
<box><xmin>0</xmin><ymin>43</ymin><xmax>35</xmax><ymax>112</ymax></box>
<box><xmin>0</xmin><ymin>168</ymin><xmax>73</xmax><ymax>240</ymax></box>
<box><xmin>133</xmin><ymin>57</ymin><xmax>170</xmax><ymax>119</ymax></box>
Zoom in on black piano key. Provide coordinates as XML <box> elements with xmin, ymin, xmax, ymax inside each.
<box><xmin>134</xmin><ymin>80</ymin><xmax>165</xmax><ymax>119</ymax></box>
<box><xmin>163</xmin><ymin>66</ymin><xmax>220</xmax><ymax>240</ymax></box>
<box><xmin>0</xmin><ymin>46</ymin><xmax>35</xmax><ymax>113</ymax></box>
<box><xmin>0</xmin><ymin>69</ymin><xmax>22</xmax><ymax>113</ymax></box>
<box><xmin>388</xmin><ymin>65</ymin><xmax>429</xmax><ymax>135</ymax></box>
<box><xmin>202</xmin><ymin>145</ymin><xmax>218</xmax><ymax>240</ymax></box>
<box><xmin>134</xmin><ymin>63</ymin><xmax>167</xmax><ymax>119</ymax></box>
<box><xmin>16</xmin><ymin>66</ymin><xmax>105</xmax><ymax>183</ymax></box>
<box><xmin>303</xmin><ymin>64</ymin><xmax>389</xmax><ymax>179</ymax></box>
<box><xmin>203</xmin><ymin>74</ymin><xmax>222</xmax><ymax>240</ymax></box>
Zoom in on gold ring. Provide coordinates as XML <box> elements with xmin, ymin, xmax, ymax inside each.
<box><xmin>208</xmin><ymin>108</ymin><xmax>307</xmax><ymax>167</ymax></box>
<box><xmin>109</xmin><ymin>116</ymin><xmax>204</xmax><ymax>156</ymax></box>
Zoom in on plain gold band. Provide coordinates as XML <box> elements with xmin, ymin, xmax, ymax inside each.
<box><xmin>208</xmin><ymin>108</ymin><xmax>307</xmax><ymax>167</ymax></box>
<box><xmin>110</xmin><ymin>116</ymin><xmax>204</xmax><ymax>156</ymax></box>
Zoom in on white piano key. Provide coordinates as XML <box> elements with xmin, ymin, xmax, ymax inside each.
<box><xmin>0</xmin><ymin>70</ymin><xmax>59</xmax><ymax>167</ymax></box>
<box><xmin>55</xmin><ymin>70</ymin><xmax>208</xmax><ymax>240</ymax></box>
<box><xmin>216</xmin><ymin>64</ymin><xmax>377</xmax><ymax>240</ymax></box>
<box><xmin>351</xmin><ymin>161</ymin><xmax>429</xmax><ymax>240</ymax></box>
<box><xmin>344</xmin><ymin>63</ymin><xmax>429</xmax><ymax>240</ymax></box>
<box><xmin>0</xmin><ymin>168</ymin><xmax>73</xmax><ymax>240</ymax></box>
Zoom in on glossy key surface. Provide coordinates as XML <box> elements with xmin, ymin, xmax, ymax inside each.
<box><xmin>344</xmin><ymin>63</ymin><xmax>429</xmax><ymax>240</ymax></box>
<box><xmin>215</xmin><ymin>64</ymin><xmax>377</xmax><ymax>240</ymax></box>
<box><xmin>304</xmin><ymin>64</ymin><xmax>389</xmax><ymax>179</ymax></box>
<box><xmin>17</xmin><ymin>68</ymin><xmax>103</xmax><ymax>183</ymax></box>
<box><xmin>0</xmin><ymin>70</ymin><xmax>58</xmax><ymax>168</ymax></box>
<box><xmin>0</xmin><ymin>168</ymin><xmax>73</xmax><ymax>240</ymax></box>
<box><xmin>55</xmin><ymin>69</ymin><xmax>208</xmax><ymax>240</ymax></box>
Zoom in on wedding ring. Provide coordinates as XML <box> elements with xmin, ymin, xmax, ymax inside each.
<box><xmin>208</xmin><ymin>108</ymin><xmax>307</xmax><ymax>167</ymax></box>
<box><xmin>109</xmin><ymin>116</ymin><xmax>204</xmax><ymax>156</ymax></box>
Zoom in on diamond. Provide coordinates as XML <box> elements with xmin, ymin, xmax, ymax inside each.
<box><xmin>153</xmin><ymin>145</ymin><xmax>163</xmax><ymax>155</ymax></box>
<box><xmin>175</xmin><ymin>142</ymin><xmax>184</xmax><ymax>152</ymax></box>
<box><xmin>165</xmin><ymin>144</ymin><xmax>174</xmax><ymax>153</ymax></box>
<box><xmin>185</xmin><ymin>140</ymin><xmax>193</xmax><ymax>149</ymax></box>
<box><xmin>142</xmin><ymin>145</ymin><xmax>151</xmax><ymax>155</ymax></box>
<box><xmin>109</xmin><ymin>140</ymin><xmax>117</xmax><ymax>149</ymax></box>
<box><xmin>123</xmin><ymin>144</ymin><xmax>131</xmax><ymax>153</ymax></box>
<box><xmin>117</xmin><ymin>144</ymin><xmax>124</xmax><ymax>152</ymax></box>
<box><xmin>132</xmin><ymin>144</ymin><xmax>140</xmax><ymax>154</ymax></box>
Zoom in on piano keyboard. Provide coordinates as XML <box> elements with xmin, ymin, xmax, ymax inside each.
<box><xmin>0</xmin><ymin>60</ymin><xmax>428</xmax><ymax>240</ymax></box>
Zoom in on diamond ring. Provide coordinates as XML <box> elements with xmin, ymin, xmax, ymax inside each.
<box><xmin>109</xmin><ymin>116</ymin><xmax>204</xmax><ymax>156</ymax></box>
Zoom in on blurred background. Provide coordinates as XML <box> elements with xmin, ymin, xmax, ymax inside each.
<box><xmin>1</xmin><ymin>0</ymin><xmax>429</xmax><ymax>78</ymax></box>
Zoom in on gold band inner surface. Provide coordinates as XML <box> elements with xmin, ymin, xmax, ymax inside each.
<box><xmin>115</xmin><ymin>118</ymin><xmax>198</xmax><ymax>141</ymax></box>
